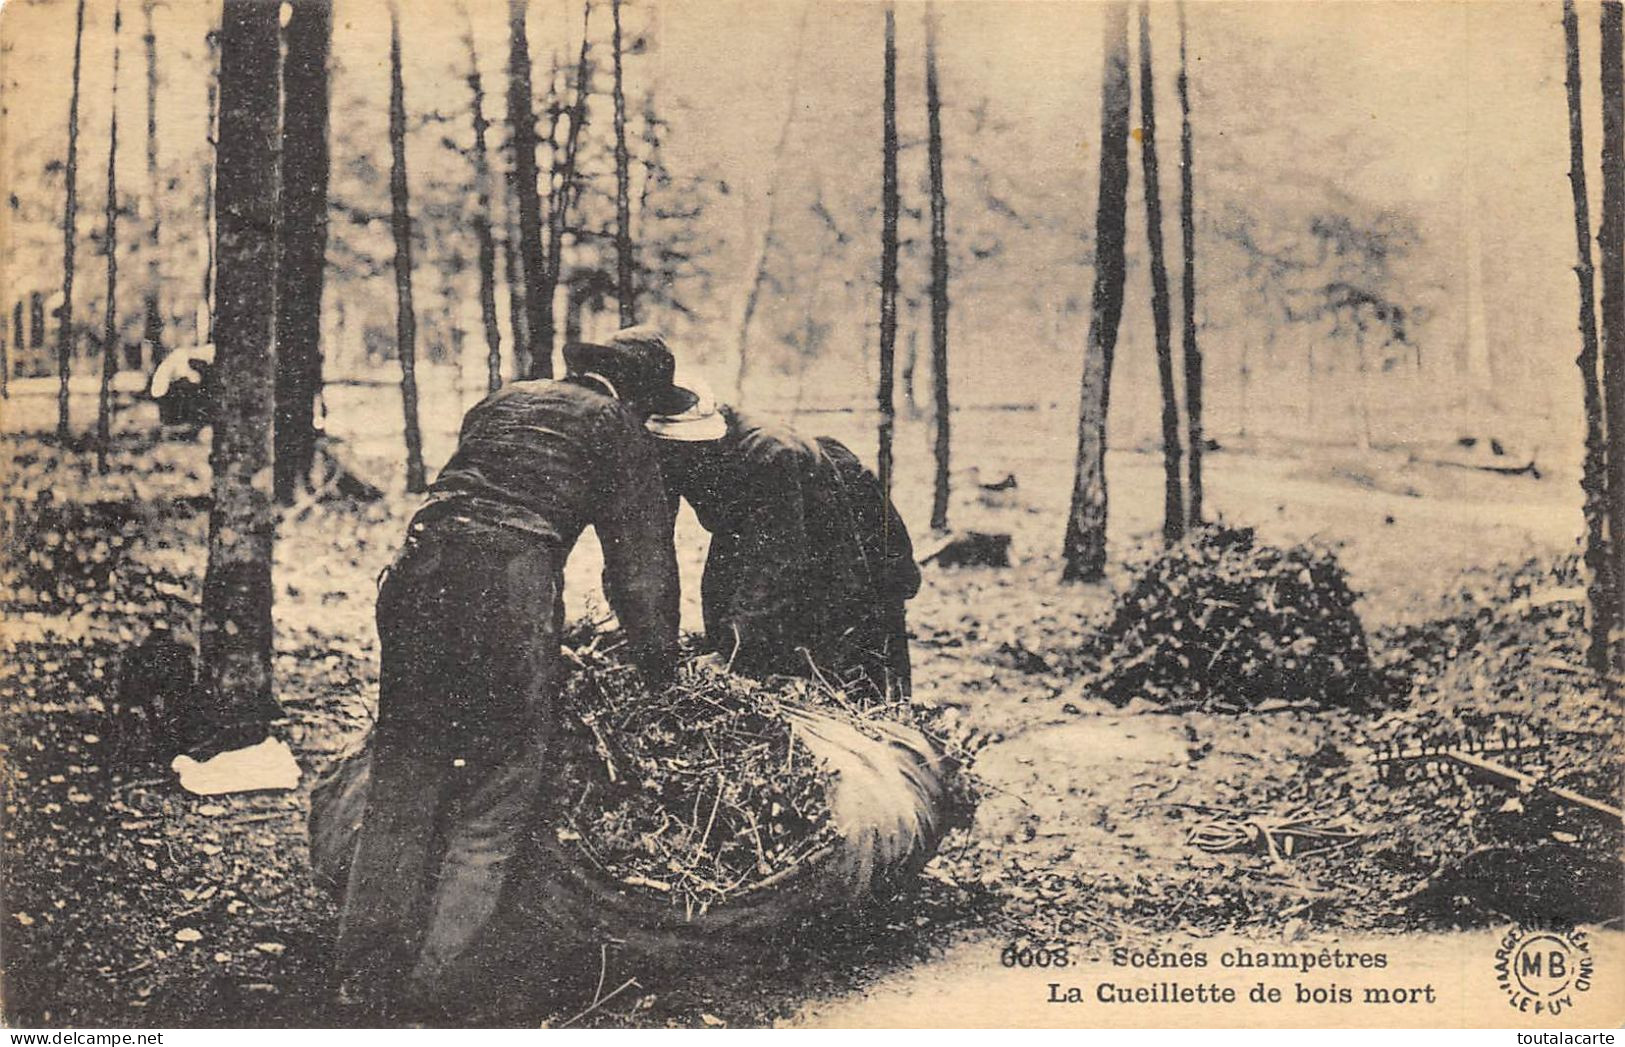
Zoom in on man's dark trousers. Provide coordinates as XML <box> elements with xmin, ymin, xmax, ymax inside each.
<box><xmin>336</xmin><ymin>515</ymin><xmax>562</xmax><ymax>1008</ymax></box>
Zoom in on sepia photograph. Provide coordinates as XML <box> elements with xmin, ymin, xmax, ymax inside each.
<box><xmin>0</xmin><ymin>0</ymin><xmax>1621</xmax><ymax>1030</ymax></box>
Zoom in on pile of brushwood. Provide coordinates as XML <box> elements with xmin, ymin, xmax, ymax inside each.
<box><xmin>550</xmin><ymin>625</ymin><xmax>976</xmax><ymax>915</ymax></box>
<box><xmin>1083</xmin><ymin>525</ymin><xmax>1388</xmax><ymax>712</ymax></box>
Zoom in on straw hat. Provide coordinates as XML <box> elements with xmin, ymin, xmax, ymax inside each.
<box><xmin>566</xmin><ymin>325</ymin><xmax>725</xmax><ymax>442</ymax></box>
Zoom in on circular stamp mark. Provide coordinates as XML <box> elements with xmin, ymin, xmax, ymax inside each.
<box><xmin>1495</xmin><ymin>925</ymin><xmax>1594</xmax><ymax>1017</ymax></box>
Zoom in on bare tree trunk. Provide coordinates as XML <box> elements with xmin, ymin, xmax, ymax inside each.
<box><xmin>15</xmin><ymin>302</ymin><xmax>25</xmax><ymax>395</ymax></box>
<box><xmin>140</xmin><ymin>0</ymin><xmax>161</xmax><ymax>373</ymax></box>
<box><xmin>733</xmin><ymin>2</ymin><xmax>810</xmax><ymax>402</ymax></box>
<box><xmin>273</xmin><ymin>0</ymin><xmax>331</xmax><ymax>505</ymax></box>
<box><xmin>1239</xmin><ymin>339</ymin><xmax>1251</xmax><ymax>438</ymax></box>
<box><xmin>1460</xmin><ymin>6</ymin><xmax>1492</xmax><ymax>410</ymax></box>
<box><xmin>1293</xmin><ymin>328</ymin><xmax>1303</xmax><ymax>431</ymax></box>
<box><xmin>563</xmin><ymin>282</ymin><xmax>584</xmax><ymax>343</ymax></box>
<box><xmin>506</xmin><ymin>0</ymin><xmax>549</xmax><ymax>378</ymax></box>
<box><xmin>201</xmin><ymin>0</ymin><xmax>283</xmax><ymax>744</ymax></box>
<box><xmin>1600</xmin><ymin>0</ymin><xmax>1625</xmax><ymax>678</ymax></box>
<box><xmin>1062</xmin><ymin>2</ymin><xmax>1131</xmax><ymax>583</ymax></box>
<box><xmin>96</xmin><ymin>3</ymin><xmax>124</xmax><ymax>475</ymax></box>
<box><xmin>925</xmin><ymin>4</ymin><xmax>951</xmax><ymax>533</ymax></box>
<box><xmin>611</xmin><ymin>0</ymin><xmax>635</xmax><ymax>326</ymax></box>
<box><xmin>542</xmin><ymin>2</ymin><xmax>593</xmax><ymax>368</ymax></box>
<box><xmin>1563</xmin><ymin>0</ymin><xmax>1612</xmax><ymax>676</ymax></box>
<box><xmin>203</xmin><ymin>29</ymin><xmax>218</xmax><ymax>345</ymax></box>
<box><xmin>503</xmin><ymin>228</ymin><xmax>526</xmax><ymax>368</ymax></box>
<box><xmin>1354</xmin><ymin>326</ymin><xmax>1374</xmax><ymax>452</ymax></box>
<box><xmin>390</xmin><ymin>2</ymin><xmax>426</xmax><ymax>493</ymax></box>
<box><xmin>901</xmin><ymin>322</ymin><xmax>920</xmax><ymax>418</ymax></box>
<box><xmin>634</xmin><ymin>87</ymin><xmax>659</xmax><ymax>245</ymax></box>
<box><xmin>1137</xmin><ymin>3</ymin><xmax>1184</xmax><ymax>544</ymax></box>
<box><xmin>878</xmin><ymin>5</ymin><xmax>899</xmax><ymax>504</ymax></box>
<box><xmin>459</xmin><ymin>7</ymin><xmax>503</xmax><ymax>395</ymax></box>
<box><xmin>57</xmin><ymin>0</ymin><xmax>87</xmax><ymax>444</ymax></box>
<box><xmin>1177</xmin><ymin>0</ymin><xmax>1204</xmax><ymax>528</ymax></box>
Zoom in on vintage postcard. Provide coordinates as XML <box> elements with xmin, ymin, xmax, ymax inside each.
<box><xmin>1</xmin><ymin>0</ymin><xmax>1622</xmax><ymax>1030</ymax></box>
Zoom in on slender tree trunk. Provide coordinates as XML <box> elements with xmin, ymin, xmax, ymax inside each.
<box><xmin>96</xmin><ymin>4</ymin><xmax>124</xmax><ymax>474</ymax></box>
<box><xmin>611</xmin><ymin>0</ymin><xmax>635</xmax><ymax>325</ymax></box>
<box><xmin>565</xmin><ymin>283</ymin><xmax>586</xmax><ymax>344</ymax></box>
<box><xmin>273</xmin><ymin>0</ymin><xmax>331</xmax><ymax>505</ymax></box>
<box><xmin>540</xmin><ymin>53</ymin><xmax>563</xmax><ymax>187</ymax></box>
<box><xmin>1177</xmin><ymin>0</ymin><xmax>1204</xmax><ymax>528</ymax></box>
<box><xmin>202</xmin><ymin>0</ymin><xmax>283</xmax><ymax>743</ymax></box>
<box><xmin>506</xmin><ymin>0</ymin><xmax>550</xmax><ymax>378</ymax></box>
<box><xmin>328</xmin><ymin>297</ymin><xmax>343</xmax><ymax>372</ymax></box>
<box><xmin>14</xmin><ymin>302</ymin><xmax>25</xmax><ymax>392</ymax></box>
<box><xmin>925</xmin><ymin>4</ymin><xmax>951</xmax><ymax>533</ymax></box>
<box><xmin>542</xmin><ymin>2</ymin><xmax>592</xmax><ymax>367</ymax></box>
<box><xmin>1353</xmin><ymin>325</ymin><xmax>1374</xmax><ymax>451</ymax></box>
<box><xmin>1294</xmin><ymin>328</ymin><xmax>1304</xmax><ymax>430</ymax></box>
<box><xmin>456</xmin><ymin>9</ymin><xmax>503</xmax><ymax>395</ymax></box>
<box><xmin>1563</xmin><ymin>0</ymin><xmax>1613</xmax><ymax>675</ymax></box>
<box><xmin>57</xmin><ymin>0</ymin><xmax>87</xmax><ymax>444</ymax></box>
<box><xmin>634</xmin><ymin>87</ymin><xmax>659</xmax><ymax>246</ymax></box>
<box><xmin>878</xmin><ymin>5</ymin><xmax>900</xmax><ymax>504</ymax></box>
<box><xmin>1239</xmin><ymin>340</ymin><xmax>1257</xmax><ymax>436</ymax></box>
<box><xmin>389</xmin><ymin>3</ymin><xmax>426</xmax><ymax>493</ymax></box>
<box><xmin>203</xmin><ymin>30</ymin><xmax>218</xmax><ymax>345</ymax></box>
<box><xmin>503</xmin><ymin>228</ymin><xmax>526</xmax><ymax>368</ymax></box>
<box><xmin>1600</xmin><ymin>0</ymin><xmax>1625</xmax><ymax>678</ymax></box>
<box><xmin>1460</xmin><ymin>6</ymin><xmax>1492</xmax><ymax>411</ymax></box>
<box><xmin>140</xmin><ymin>0</ymin><xmax>161</xmax><ymax>373</ymax></box>
<box><xmin>902</xmin><ymin>322</ymin><xmax>920</xmax><ymax>418</ymax></box>
<box><xmin>733</xmin><ymin>2</ymin><xmax>810</xmax><ymax>402</ymax></box>
<box><xmin>1062</xmin><ymin>2</ymin><xmax>1132</xmax><ymax>582</ymax></box>
<box><xmin>1137</xmin><ymin>3</ymin><xmax>1184</xmax><ymax>544</ymax></box>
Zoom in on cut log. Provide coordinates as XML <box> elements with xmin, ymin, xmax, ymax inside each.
<box><xmin>314</xmin><ymin>435</ymin><xmax>386</xmax><ymax>502</ymax></box>
<box><xmin>918</xmin><ymin>530</ymin><xmax>1012</xmax><ymax>569</ymax></box>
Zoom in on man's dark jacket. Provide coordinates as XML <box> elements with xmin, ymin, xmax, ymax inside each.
<box><xmin>668</xmin><ymin>407</ymin><xmax>920</xmax><ymax>696</ymax></box>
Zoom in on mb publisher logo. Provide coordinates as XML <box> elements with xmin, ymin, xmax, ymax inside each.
<box><xmin>1495</xmin><ymin>925</ymin><xmax>1595</xmax><ymax>1017</ymax></box>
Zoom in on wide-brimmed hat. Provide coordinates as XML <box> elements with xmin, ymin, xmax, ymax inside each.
<box><xmin>566</xmin><ymin>326</ymin><xmax>725</xmax><ymax>442</ymax></box>
<box><xmin>644</xmin><ymin>370</ymin><xmax>727</xmax><ymax>443</ymax></box>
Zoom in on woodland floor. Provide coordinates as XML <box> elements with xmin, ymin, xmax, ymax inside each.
<box><xmin>1</xmin><ymin>380</ymin><xmax>1620</xmax><ymax>1027</ymax></box>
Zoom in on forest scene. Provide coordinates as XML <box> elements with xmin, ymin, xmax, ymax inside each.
<box><xmin>0</xmin><ymin>0</ymin><xmax>1622</xmax><ymax>1029</ymax></box>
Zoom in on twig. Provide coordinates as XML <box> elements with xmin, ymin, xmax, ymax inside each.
<box><xmin>591</xmin><ymin>943</ymin><xmax>608</xmax><ymax>1012</ymax></box>
<box><xmin>742</xmin><ymin>807</ymin><xmax>769</xmax><ymax>872</ymax></box>
<box><xmin>693</xmin><ymin>782</ymin><xmax>723</xmax><ymax>860</ymax></box>
<box><xmin>115</xmin><ymin>777</ymin><xmax>169</xmax><ymax>793</ymax></box>
<box><xmin>228</xmin><ymin>810</ymin><xmax>299</xmax><ymax>825</ymax></box>
<box><xmin>584</xmin><ymin>716</ymin><xmax>618</xmax><ymax>784</ymax></box>
<box><xmin>736</xmin><ymin>842</ymin><xmax>834</xmax><ymax>894</ymax></box>
<box><xmin>557</xmin><ymin>977</ymin><xmax>641</xmax><ymax>1029</ymax></box>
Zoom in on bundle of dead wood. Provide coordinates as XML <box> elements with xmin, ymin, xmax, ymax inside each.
<box><xmin>1084</xmin><ymin>525</ymin><xmax>1385</xmax><ymax>712</ymax></box>
<box><xmin>311</xmin><ymin>628</ymin><xmax>976</xmax><ymax>938</ymax></box>
<box><xmin>551</xmin><ymin>626</ymin><xmax>975</xmax><ymax>916</ymax></box>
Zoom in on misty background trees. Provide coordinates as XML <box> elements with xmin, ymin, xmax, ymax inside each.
<box><xmin>2</xmin><ymin>0</ymin><xmax>1623</xmax><ymax>681</ymax></box>
<box><xmin>6</xmin><ymin>1</ymin><xmax>1603</xmax><ymax>439</ymax></box>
